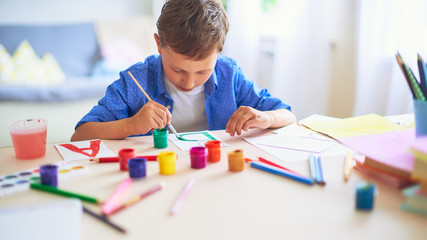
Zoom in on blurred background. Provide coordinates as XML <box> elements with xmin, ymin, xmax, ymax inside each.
<box><xmin>0</xmin><ymin>0</ymin><xmax>426</xmax><ymax>146</ymax></box>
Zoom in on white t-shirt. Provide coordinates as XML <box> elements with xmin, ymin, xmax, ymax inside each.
<box><xmin>164</xmin><ymin>76</ymin><xmax>209</xmax><ymax>132</ymax></box>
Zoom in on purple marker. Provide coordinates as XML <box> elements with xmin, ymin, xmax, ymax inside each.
<box><xmin>190</xmin><ymin>147</ymin><xmax>207</xmax><ymax>169</ymax></box>
<box><xmin>39</xmin><ymin>164</ymin><xmax>58</xmax><ymax>187</ymax></box>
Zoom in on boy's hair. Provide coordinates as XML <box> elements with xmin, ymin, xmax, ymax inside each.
<box><xmin>156</xmin><ymin>0</ymin><xmax>229</xmax><ymax>60</ymax></box>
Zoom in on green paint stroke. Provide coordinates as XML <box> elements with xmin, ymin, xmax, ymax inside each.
<box><xmin>178</xmin><ymin>132</ymin><xmax>216</xmax><ymax>142</ymax></box>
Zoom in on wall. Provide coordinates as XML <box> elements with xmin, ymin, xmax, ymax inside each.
<box><xmin>0</xmin><ymin>0</ymin><xmax>153</xmax><ymax>24</ymax></box>
<box><xmin>0</xmin><ymin>0</ymin><xmax>157</xmax><ymax>147</ymax></box>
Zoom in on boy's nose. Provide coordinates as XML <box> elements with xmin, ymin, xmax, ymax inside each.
<box><xmin>181</xmin><ymin>76</ymin><xmax>195</xmax><ymax>89</ymax></box>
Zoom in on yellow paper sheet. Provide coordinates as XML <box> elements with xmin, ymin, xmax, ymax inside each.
<box><xmin>303</xmin><ymin>113</ymin><xmax>410</xmax><ymax>140</ymax></box>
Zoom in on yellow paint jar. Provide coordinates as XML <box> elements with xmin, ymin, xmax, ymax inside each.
<box><xmin>158</xmin><ymin>151</ymin><xmax>177</xmax><ymax>175</ymax></box>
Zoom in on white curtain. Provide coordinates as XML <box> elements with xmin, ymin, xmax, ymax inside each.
<box><xmin>354</xmin><ymin>0</ymin><xmax>427</xmax><ymax>116</ymax></box>
<box><xmin>224</xmin><ymin>0</ymin><xmax>334</xmax><ymax>119</ymax></box>
<box><xmin>223</xmin><ymin>0</ymin><xmax>427</xmax><ymax>119</ymax></box>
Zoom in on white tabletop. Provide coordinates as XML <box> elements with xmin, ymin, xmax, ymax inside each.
<box><xmin>0</xmin><ymin>129</ymin><xmax>426</xmax><ymax>240</ymax></box>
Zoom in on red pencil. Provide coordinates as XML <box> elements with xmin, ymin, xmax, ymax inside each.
<box><xmin>91</xmin><ymin>155</ymin><xmax>158</xmax><ymax>163</ymax></box>
<box><xmin>258</xmin><ymin>157</ymin><xmax>302</xmax><ymax>175</ymax></box>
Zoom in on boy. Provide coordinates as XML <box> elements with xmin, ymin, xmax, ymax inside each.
<box><xmin>71</xmin><ymin>0</ymin><xmax>295</xmax><ymax>141</ymax></box>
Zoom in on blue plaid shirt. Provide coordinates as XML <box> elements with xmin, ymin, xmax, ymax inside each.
<box><xmin>76</xmin><ymin>54</ymin><xmax>291</xmax><ymax>136</ymax></box>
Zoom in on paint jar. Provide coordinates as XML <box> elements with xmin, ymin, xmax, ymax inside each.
<box><xmin>119</xmin><ymin>148</ymin><xmax>136</xmax><ymax>171</ymax></box>
<box><xmin>40</xmin><ymin>164</ymin><xmax>58</xmax><ymax>187</ymax></box>
<box><xmin>205</xmin><ymin>140</ymin><xmax>222</xmax><ymax>163</ymax></box>
<box><xmin>228</xmin><ymin>149</ymin><xmax>245</xmax><ymax>172</ymax></box>
<box><xmin>190</xmin><ymin>147</ymin><xmax>207</xmax><ymax>169</ymax></box>
<box><xmin>414</xmin><ymin>99</ymin><xmax>427</xmax><ymax>137</ymax></box>
<box><xmin>9</xmin><ymin>119</ymin><xmax>47</xmax><ymax>160</ymax></box>
<box><xmin>128</xmin><ymin>158</ymin><xmax>147</xmax><ymax>179</ymax></box>
<box><xmin>153</xmin><ymin>128</ymin><xmax>169</xmax><ymax>149</ymax></box>
<box><xmin>158</xmin><ymin>151</ymin><xmax>177</xmax><ymax>175</ymax></box>
<box><xmin>355</xmin><ymin>182</ymin><xmax>376</xmax><ymax>211</ymax></box>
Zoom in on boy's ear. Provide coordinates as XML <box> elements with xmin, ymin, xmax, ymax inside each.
<box><xmin>154</xmin><ymin>33</ymin><xmax>162</xmax><ymax>54</ymax></box>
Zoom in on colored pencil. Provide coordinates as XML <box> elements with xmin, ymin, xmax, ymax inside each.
<box><xmin>258</xmin><ymin>157</ymin><xmax>301</xmax><ymax>175</ymax></box>
<box><xmin>405</xmin><ymin>64</ymin><xmax>426</xmax><ymax>101</ymax></box>
<box><xmin>91</xmin><ymin>155</ymin><xmax>158</xmax><ymax>163</ymax></box>
<box><xmin>106</xmin><ymin>182</ymin><xmax>166</xmax><ymax>216</ymax></box>
<box><xmin>250</xmin><ymin>161</ymin><xmax>314</xmax><ymax>185</ymax></box>
<box><xmin>170</xmin><ymin>179</ymin><xmax>195</xmax><ymax>216</ymax></box>
<box><xmin>102</xmin><ymin>178</ymin><xmax>132</xmax><ymax>215</ymax></box>
<box><xmin>417</xmin><ymin>54</ymin><xmax>427</xmax><ymax>96</ymax></box>
<box><xmin>128</xmin><ymin>70</ymin><xmax>181</xmax><ymax>139</ymax></box>
<box><xmin>396</xmin><ymin>53</ymin><xmax>426</xmax><ymax>101</ymax></box>
<box><xmin>308</xmin><ymin>154</ymin><xmax>317</xmax><ymax>180</ymax></box>
<box><xmin>315</xmin><ymin>155</ymin><xmax>326</xmax><ymax>186</ymax></box>
<box><xmin>245</xmin><ymin>157</ymin><xmax>302</xmax><ymax>175</ymax></box>
<box><xmin>344</xmin><ymin>152</ymin><xmax>352</xmax><ymax>182</ymax></box>
<box><xmin>83</xmin><ymin>206</ymin><xmax>126</xmax><ymax>233</ymax></box>
<box><xmin>30</xmin><ymin>183</ymin><xmax>101</xmax><ymax>204</ymax></box>
<box><xmin>396</xmin><ymin>53</ymin><xmax>416</xmax><ymax>98</ymax></box>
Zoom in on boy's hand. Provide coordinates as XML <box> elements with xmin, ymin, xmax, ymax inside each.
<box><xmin>128</xmin><ymin>101</ymin><xmax>171</xmax><ymax>135</ymax></box>
<box><xmin>226</xmin><ymin>106</ymin><xmax>274</xmax><ymax>136</ymax></box>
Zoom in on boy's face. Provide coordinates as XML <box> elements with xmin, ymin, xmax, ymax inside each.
<box><xmin>155</xmin><ymin>34</ymin><xmax>219</xmax><ymax>92</ymax></box>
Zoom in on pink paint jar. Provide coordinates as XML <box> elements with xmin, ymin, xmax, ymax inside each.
<box><xmin>190</xmin><ymin>146</ymin><xmax>207</xmax><ymax>169</ymax></box>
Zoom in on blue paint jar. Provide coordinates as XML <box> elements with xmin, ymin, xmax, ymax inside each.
<box><xmin>355</xmin><ymin>182</ymin><xmax>376</xmax><ymax>211</ymax></box>
<box><xmin>128</xmin><ymin>158</ymin><xmax>147</xmax><ymax>179</ymax></box>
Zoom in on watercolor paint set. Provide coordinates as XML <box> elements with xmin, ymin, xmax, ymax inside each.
<box><xmin>0</xmin><ymin>163</ymin><xmax>88</xmax><ymax>197</ymax></box>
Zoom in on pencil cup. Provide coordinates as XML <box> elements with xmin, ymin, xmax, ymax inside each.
<box><xmin>205</xmin><ymin>140</ymin><xmax>222</xmax><ymax>163</ymax></box>
<box><xmin>414</xmin><ymin>99</ymin><xmax>427</xmax><ymax>137</ymax></box>
<box><xmin>9</xmin><ymin>119</ymin><xmax>47</xmax><ymax>160</ymax></box>
<box><xmin>355</xmin><ymin>182</ymin><xmax>376</xmax><ymax>211</ymax></box>
<box><xmin>128</xmin><ymin>158</ymin><xmax>147</xmax><ymax>179</ymax></box>
<box><xmin>40</xmin><ymin>164</ymin><xmax>58</xmax><ymax>187</ymax></box>
<box><xmin>158</xmin><ymin>151</ymin><xmax>177</xmax><ymax>175</ymax></box>
<box><xmin>190</xmin><ymin>147</ymin><xmax>207</xmax><ymax>169</ymax></box>
<box><xmin>153</xmin><ymin>128</ymin><xmax>169</xmax><ymax>149</ymax></box>
<box><xmin>228</xmin><ymin>149</ymin><xmax>245</xmax><ymax>172</ymax></box>
<box><xmin>119</xmin><ymin>148</ymin><xmax>136</xmax><ymax>171</ymax></box>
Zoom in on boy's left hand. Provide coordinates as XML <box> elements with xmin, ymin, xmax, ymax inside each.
<box><xmin>226</xmin><ymin>106</ymin><xmax>274</xmax><ymax>136</ymax></box>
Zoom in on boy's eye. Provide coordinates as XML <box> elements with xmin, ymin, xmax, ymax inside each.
<box><xmin>172</xmin><ymin>68</ymin><xmax>183</xmax><ymax>73</ymax></box>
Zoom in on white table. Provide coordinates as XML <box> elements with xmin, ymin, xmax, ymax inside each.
<box><xmin>0</xmin><ymin>129</ymin><xmax>426</xmax><ymax>240</ymax></box>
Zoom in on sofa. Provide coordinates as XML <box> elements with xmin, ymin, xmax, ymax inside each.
<box><xmin>0</xmin><ymin>16</ymin><xmax>157</xmax><ymax>147</ymax></box>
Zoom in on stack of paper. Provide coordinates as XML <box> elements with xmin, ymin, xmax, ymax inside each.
<box><xmin>305</xmin><ymin>114</ymin><xmax>415</xmax><ymax>189</ymax></box>
<box><xmin>402</xmin><ymin>185</ymin><xmax>427</xmax><ymax>216</ymax></box>
<box><xmin>402</xmin><ymin>137</ymin><xmax>427</xmax><ymax>216</ymax></box>
<box><xmin>340</xmin><ymin>129</ymin><xmax>416</xmax><ymax>188</ymax></box>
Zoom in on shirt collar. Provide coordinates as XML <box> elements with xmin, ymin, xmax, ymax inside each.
<box><xmin>154</xmin><ymin>55</ymin><xmax>168</xmax><ymax>99</ymax></box>
<box><xmin>204</xmin><ymin>69</ymin><xmax>218</xmax><ymax>97</ymax></box>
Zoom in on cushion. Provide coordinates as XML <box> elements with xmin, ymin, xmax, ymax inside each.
<box><xmin>0</xmin><ymin>23</ymin><xmax>100</xmax><ymax>78</ymax></box>
<box><xmin>0</xmin><ymin>77</ymin><xmax>114</xmax><ymax>102</ymax></box>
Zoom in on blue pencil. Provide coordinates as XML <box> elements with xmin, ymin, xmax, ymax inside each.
<box><xmin>308</xmin><ymin>154</ymin><xmax>317</xmax><ymax>180</ymax></box>
<box><xmin>316</xmin><ymin>156</ymin><xmax>326</xmax><ymax>186</ymax></box>
<box><xmin>417</xmin><ymin>54</ymin><xmax>427</xmax><ymax>97</ymax></box>
<box><xmin>250</xmin><ymin>161</ymin><xmax>314</xmax><ymax>185</ymax></box>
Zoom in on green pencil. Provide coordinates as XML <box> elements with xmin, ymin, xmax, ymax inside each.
<box><xmin>30</xmin><ymin>183</ymin><xmax>101</xmax><ymax>204</ymax></box>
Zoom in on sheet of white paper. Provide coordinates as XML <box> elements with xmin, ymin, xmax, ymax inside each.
<box><xmin>169</xmin><ymin>131</ymin><xmax>229</xmax><ymax>151</ymax></box>
<box><xmin>247</xmin><ymin>121</ymin><xmax>337</xmax><ymax>153</ymax></box>
<box><xmin>0</xmin><ymin>199</ymin><xmax>82</xmax><ymax>240</ymax></box>
<box><xmin>244</xmin><ymin>137</ymin><xmax>352</xmax><ymax>163</ymax></box>
<box><xmin>247</xmin><ymin>134</ymin><xmax>337</xmax><ymax>153</ymax></box>
<box><xmin>54</xmin><ymin>139</ymin><xmax>115</xmax><ymax>161</ymax></box>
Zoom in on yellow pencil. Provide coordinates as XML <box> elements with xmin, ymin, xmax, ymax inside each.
<box><xmin>344</xmin><ymin>151</ymin><xmax>352</xmax><ymax>182</ymax></box>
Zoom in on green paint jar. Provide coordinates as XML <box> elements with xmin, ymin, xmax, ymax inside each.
<box><xmin>153</xmin><ymin>128</ymin><xmax>169</xmax><ymax>149</ymax></box>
